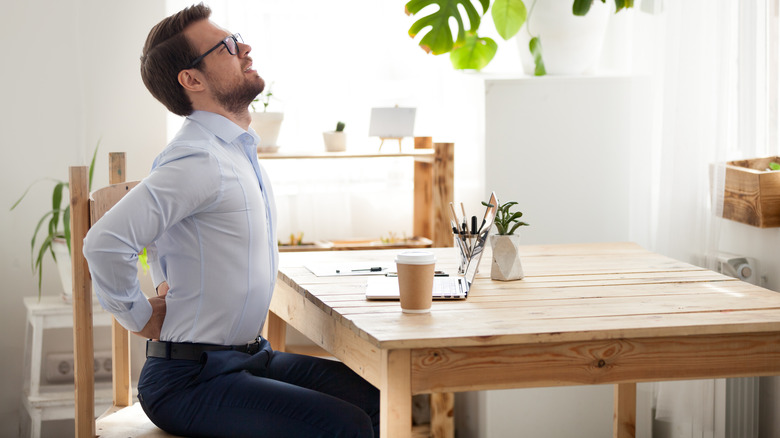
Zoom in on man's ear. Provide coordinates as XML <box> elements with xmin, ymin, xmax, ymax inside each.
<box><xmin>178</xmin><ymin>69</ymin><xmax>205</xmax><ymax>93</ymax></box>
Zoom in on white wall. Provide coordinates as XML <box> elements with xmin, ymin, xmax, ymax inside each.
<box><xmin>1</xmin><ymin>1</ymin><xmax>166</xmax><ymax>436</ymax></box>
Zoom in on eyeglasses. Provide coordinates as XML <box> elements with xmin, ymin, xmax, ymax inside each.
<box><xmin>187</xmin><ymin>33</ymin><xmax>243</xmax><ymax>69</ymax></box>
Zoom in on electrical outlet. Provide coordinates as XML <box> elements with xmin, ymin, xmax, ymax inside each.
<box><xmin>707</xmin><ymin>252</ymin><xmax>759</xmax><ymax>285</ymax></box>
<box><xmin>45</xmin><ymin>350</ymin><xmax>112</xmax><ymax>384</ymax></box>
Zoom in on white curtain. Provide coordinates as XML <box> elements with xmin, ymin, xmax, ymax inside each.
<box><xmin>640</xmin><ymin>1</ymin><xmax>774</xmax><ymax>437</ymax></box>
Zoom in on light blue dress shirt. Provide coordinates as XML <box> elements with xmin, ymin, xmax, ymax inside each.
<box><xmin>84</xmin><ymin>111</ymin><xmax>278</xmax><ymax>345</ymax></box>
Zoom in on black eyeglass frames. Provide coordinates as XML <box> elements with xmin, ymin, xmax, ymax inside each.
<box><xmin>187</xmin><ymin>33</ymin><xmax>243</xmax><ymax>69</ymax></box>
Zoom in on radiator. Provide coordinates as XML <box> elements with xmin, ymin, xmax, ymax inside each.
<box><xmin>725</xmin><ymin>377</ymin><xmax>759</xmax><ymax>438</ymax></box>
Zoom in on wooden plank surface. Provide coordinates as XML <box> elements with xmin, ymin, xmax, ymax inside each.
<box><xmin>275</xmin><ymin>243</ymin><xmax>780</xmax><ymax>350</ymax></box>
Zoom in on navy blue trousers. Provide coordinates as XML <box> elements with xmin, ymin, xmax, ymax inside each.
<box><xmin>137</xmin><ymin>338</ymin><xmax>380</xmax><ymax>437</ymax></box>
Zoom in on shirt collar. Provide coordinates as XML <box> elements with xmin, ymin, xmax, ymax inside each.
<box><xmin>187</xmin><ymin>110</ymin><xmax>260</xmax><ymax>146</ymax></box>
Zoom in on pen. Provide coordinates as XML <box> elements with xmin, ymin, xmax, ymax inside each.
<box><xmin>385</xmin><ymin>271</ymin><xmax>449</xmax><ymax>277</ymax></box>
<box><xmin>351</xmin><ymin>267</ymin><xmax>384</xmax><ymax>272</ymax></box>
<box><xmin>461</xmin><ymin>202</ymin><xmax>467</xmax><ymax>233</ymax></box>
<box><xmin>471</xmin><ymin>216</ymin><xmax>477</xmax><ymax>235</ymax></box>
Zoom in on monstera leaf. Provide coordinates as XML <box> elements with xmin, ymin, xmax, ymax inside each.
<box><xmin>407</xmin><ymin>0</ymin><xmax>528</xmax><ymax>70</ymax></box>
<box><xmin>406</xmin><ymin>0</ymin><xmax>489</xmax><ymax>55</ymax></box>
<box><xmin>407</xmin><ymin>0</ymin><xmax>631</xmax><ymax>71</ymax></box>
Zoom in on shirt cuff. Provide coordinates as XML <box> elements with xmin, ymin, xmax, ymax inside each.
<box><xmin>95</xmin><ymin>292</ymin><xmax>153</xmax><ymax>333</ymax></box>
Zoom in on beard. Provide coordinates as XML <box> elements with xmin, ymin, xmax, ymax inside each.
<box><xmin>207</xmin><ymin>72</ymin><xmax>265</xmax><ymax>115</ymax></box>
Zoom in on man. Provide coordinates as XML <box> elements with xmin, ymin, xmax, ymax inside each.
<box><xmin>83</xmin><ymin>4</ymin><xmax>379</xmax><ymax>437</ymax></box>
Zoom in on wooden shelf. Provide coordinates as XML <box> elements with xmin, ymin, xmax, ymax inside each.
<box><xmin>258</xmin><ymin>139</ymin><xmax>454</xmax><ymax>248</ymax></box>
<box><xmin>258</xmin><ymin>149</ymin><xmax>435</xmax><ymax>163</ymax></box>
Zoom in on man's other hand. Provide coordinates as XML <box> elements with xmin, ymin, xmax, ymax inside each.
<box><xmin>134</xmin><ymin>284</ymin><xmax>167</xmax><ymax>340</ymax></box>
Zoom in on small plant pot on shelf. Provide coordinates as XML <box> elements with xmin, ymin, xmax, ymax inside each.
<box><xmin>52</xmin><ymin>238</ymin><xmax>73</xmax><ymax>302</ymax></box>
<box><xmin>489</xmin><ymin>234</ymin><xmax>524</xmax><ymax>281</ymax></box>
<box><xmin>722</xmin><ymin>156</ymin><xmax>780</xmax><ymax>228</ymax></box>
<box><xmin>250</xmin><ymin>111</ymin><xmax>284</xmax><ymax>153</ymax></box>
<box><xmin>323</xmin><ymin>131</ymin><xmax>346</xmax><ymax>152</ymax></box>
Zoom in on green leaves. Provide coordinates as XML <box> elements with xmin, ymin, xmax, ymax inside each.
<box><xmin>615</xmin><ymin>0</ymin><xmax>634</xmax><ymax>13</ymax></box>
<box><xmin>450</xmin><ymin>32</ymin><xmax>497</xmax><ymax>70</ymax></box>
<box><xmin>406</xmin><ymin>0</ymin><xmax>524</xmax><ymax>70</ymax></box>
<box><xmin>406</xmin><ymin>0</ymin><xmax>634</xmax><ymax>71</ymax></box>
<box><xmin>573</xmin><ymin>0</ymin><xmax>633</xmax><ymax>16</ymax></box>
<box><xmin>529</xmin><ymin>37</ymin><xmax>546</xmax><ymax>76</ymax></box>
<box><xmin>406</xmin><ymin>0</ymin><xmax>488</xmax><ymax>55</ymax></box>
<box><xmin>11</xmin><ymin>140</ymin><xmax>100</xmax><ymax>298</ymax></box>
<box><xmin>494</xmin><ymin>201</ymin><xmax>529</xmax><ymax>235</ymax></box>
<box><xmin>492</xmin><ymin>0</ymin><xmax>527</xmax><ymax>40</ymax></box>
<box><xmin>769</xmin><ymin>162</ymin><xmax>780</xmax><ymax>171</ymax></box>
<box><xmin>572</xmin><ymin>0</ymin><xmax>598</xmax><ymax>16</ymax></box>
<box><xmin>483</xmin><ymin>200</ymin><xmax>529</xmax><ymax>235</ymax></box>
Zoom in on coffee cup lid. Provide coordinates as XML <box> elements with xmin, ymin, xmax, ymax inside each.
<box><xmin>395</xmin><ymin>250</ymin><xmax>436</xmax><ymax>265</ymax></box>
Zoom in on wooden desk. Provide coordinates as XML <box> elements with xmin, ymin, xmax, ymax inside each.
<box><xmin>265</xmin><ymin>242</ymin><xmax>780</xmax><ymax>438</ymax></box>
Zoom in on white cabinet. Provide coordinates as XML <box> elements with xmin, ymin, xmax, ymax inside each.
<box><xmin>458</xmin><ymin>76</ymin><xmax>654</xmax><ymax>438</ymax></box>
<box><xmin>20</xmin><ymin>296</ymin><xmax>113</xmax><ymax>438</ymax></box>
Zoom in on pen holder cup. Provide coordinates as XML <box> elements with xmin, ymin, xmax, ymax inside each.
<box><xmin>453</xmin><ymin>233</ymin><xmax>472</xmax><ymax>274</ymax></box>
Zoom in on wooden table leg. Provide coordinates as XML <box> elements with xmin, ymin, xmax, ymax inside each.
<box><xmin>381</xmin><ymin>349</ymin><xmax>412</xmax><ymax>438</ymax></box>
<box><xmin>430</xmin><ymin>392</ymin><xmax>454</xmax><ymax>438</ymax></box>
<box><xmin>262</xmin><ymin>310</ymin><xmax>287</xmax><ymax>352</ymax></box>
<box><xmin>614</xmin><ymin>383</ymin><xmax>637</xmax><ymax>438</ymax></box>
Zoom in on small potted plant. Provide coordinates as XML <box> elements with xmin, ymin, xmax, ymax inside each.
<box><xmin>323</xmin><ymin>121</ymin><xmax>347</xmax><ymax>152</ymax></box>
<box><xmin>11</xmin><ymin>143</ymin><xmax>100</xmax><ymax>300</ymax></box>
<box><xmin>250</xmin><ymin>83</ymin><xmax>284</xmax><ymax>153</ymax></box>
<box><xmin>485</xmin><ymin>199</ymin><xmax>529</xmax><ymax>281</ymax></box>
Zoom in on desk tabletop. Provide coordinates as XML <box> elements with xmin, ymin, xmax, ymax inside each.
<box><xmin>275</xmin><ymin>242</ymin><xmax>780</xmax><ymax>350</ymax></box>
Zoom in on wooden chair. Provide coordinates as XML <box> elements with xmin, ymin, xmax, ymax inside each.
<box><xmin>70</xmin><ymin>152</ymin><xmax>174</xmax><ymax>437</ymax></box>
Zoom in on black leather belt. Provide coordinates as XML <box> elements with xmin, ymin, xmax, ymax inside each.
<box><xmin>146</xmin><ymin>339</ymin><xmax>262</xmax><ymax>361</ymax></box>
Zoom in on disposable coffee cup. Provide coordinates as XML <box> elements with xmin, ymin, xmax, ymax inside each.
<box><xmin>395</xmin><ymin>250</ymin><xmax>436</xmax><ymax>313</ymax></box>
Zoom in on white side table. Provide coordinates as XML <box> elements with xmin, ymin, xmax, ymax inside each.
<box><xmin>21</xmin><ymin>296</ymin><xmax>113</xmax><ymax>438</ymax></box>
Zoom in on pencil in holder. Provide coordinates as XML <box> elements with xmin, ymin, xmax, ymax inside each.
<box><xmin>453</xmin><ymin>233</ymin><xmax>470</xmax><ymax>274</ymax></box>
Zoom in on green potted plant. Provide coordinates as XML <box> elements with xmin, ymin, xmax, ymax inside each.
<box><xmin>11</xmin><ymin>143</ymin><xmax>100</xmax><ymax>300</ymax></box>
<box><xmin>404</xmin><ymin>0</ymin><xmax>633</xmax><ymax>73</ymax></box>
<box><xmin>483</xmin><ymin>199</ymin><xmax>529</xmax><ymax>280</ymax></box>
<box><xmin>323</xmin><ymin>121</ymin><xmax>347</xmax><ymax>152</ymax></box>
<box><xmin>250</xmin><ymin>82</ymin><xmax>284</xmax><ymax>153</ymax></box>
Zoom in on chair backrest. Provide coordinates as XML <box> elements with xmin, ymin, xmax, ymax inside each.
<box><xmin>70</xmin><ymin>152</ymin><xmax>140</xmax><ymax>437</ymax></box>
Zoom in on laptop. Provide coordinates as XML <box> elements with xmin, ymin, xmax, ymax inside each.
<box><xmin>365</xmin><ymin>192</ymin><xmax>498</xmax><ymax>301</ymax></box>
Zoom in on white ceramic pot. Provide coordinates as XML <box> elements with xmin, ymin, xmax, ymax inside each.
<box><xmin>516</xmin><ymin>0</ymin><xmax>610</xmax><ymax>75</ymax></box>
<box><xmin>322</xmin><ymin>131</ymin><xmax>347</xmax><ymax>152</ymax></box>
<box><xmin>250</xmin><ymin>112</ymin><xmax>284</xmax><ymax>151</ymax></box>
<box><xmin>52</xmin><ymin>238</ymin><xmax>72</xmax><ymax>302</ymax></box>
<box><xmin>489</xmin><ymin>234</ymin><xmax>524</xmax><ymax>281</ymax></box>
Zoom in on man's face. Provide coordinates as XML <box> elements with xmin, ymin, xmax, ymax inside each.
<box><xmin>184</xmin><ymin>20</ymin><xmax>265</xmax><ymax>114</ymax></box>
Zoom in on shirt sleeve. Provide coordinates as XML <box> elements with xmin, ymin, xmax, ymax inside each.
<box><xmin>83</xmin><ymin>145</ymin><xmax>221</xmax><ymax>332</ymax></box>
<box><xmin>146</xmin><ymin>242</ymin><xmax>165</xmax><ymax>291</ymax></box>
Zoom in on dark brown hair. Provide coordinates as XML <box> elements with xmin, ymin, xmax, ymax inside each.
<box><xmin>140</xmin><ymin>3</ymin><xmax>211</xmax><ymax>116</ymax></box>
